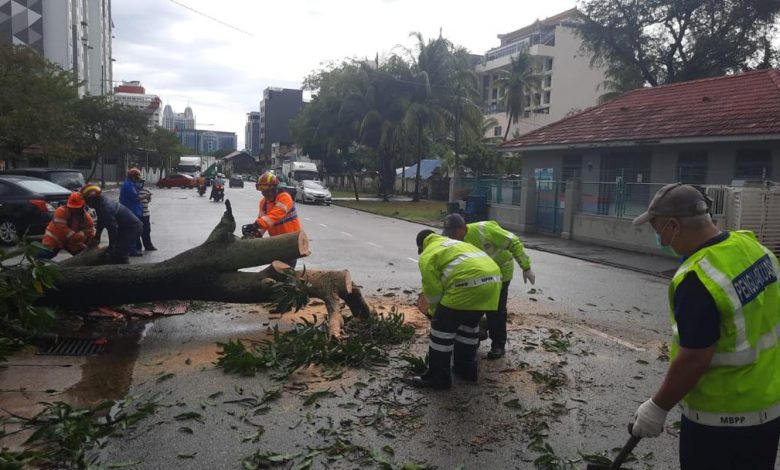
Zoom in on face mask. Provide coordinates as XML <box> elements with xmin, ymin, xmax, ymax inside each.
<box><xmin>654</xmin><ymin>221</ymin><xmax>679</xmax><ymax>257</ymax></box>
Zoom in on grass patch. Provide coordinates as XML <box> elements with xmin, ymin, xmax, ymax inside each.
<box><xmin>333</xmin><ymin>200</ymin><xmax>447</xmax><ymax>225</ymax></box>
<box><xmin>330</xmin><ymin>190</ymin><xmax>376</xmax><ymax>198</ymax></box>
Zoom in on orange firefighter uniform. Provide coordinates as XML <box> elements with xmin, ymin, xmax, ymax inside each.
<box><xmin>42</xmin><ymin>193</ymin><xmax>96</xmax><ymax>255</ymax></box>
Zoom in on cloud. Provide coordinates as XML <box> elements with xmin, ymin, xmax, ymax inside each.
<box><xmin>112</xmin><ymin>0</ymin><xmax>577</xmax><ymax>148</ymax></box>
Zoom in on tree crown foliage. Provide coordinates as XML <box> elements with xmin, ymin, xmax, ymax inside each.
<box><xmin>578</xmin><ymin>0</ymin><xmax>780</xmax><ymax>87</ymax></box>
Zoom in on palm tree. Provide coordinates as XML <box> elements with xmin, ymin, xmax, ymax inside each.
<box><xmin>494</xmin><ymin>52</ymin><xmax>542</xmax><ymax>141</ymax></box>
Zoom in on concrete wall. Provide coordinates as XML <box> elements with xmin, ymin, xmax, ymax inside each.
<box><xmin>548</xmin><ymin>27</ymin><xmax>606</xmax><ymax>117</ymax></box>
<box><xmin>571</xmin><ymin>213</ymin><xmax>658</xmax><ymax>254</ymax></box>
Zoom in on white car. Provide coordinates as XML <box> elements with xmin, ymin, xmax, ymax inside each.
<box><xmin>296</xmin><ymin>180</ymin><xmax>332</xmax><ymax>205</ymax></box>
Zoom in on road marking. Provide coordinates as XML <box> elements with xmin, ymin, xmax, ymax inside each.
<box><xmin>319</xmin><ymin>223</ymin><xmax>328</xmax><ymax>228</ymax></box>
<box><xmin>408</xmin><ymin>257</ymin><xmax>418</xmax><ymax>263</ymax></box>
<box><xmin>366</xmin><ymin>242</ymin><xmax>382</xmax><ymax>248</ymax></box>
<box><xmin>304</xmin><ymin>217</ymin><xmax>311</xmax><ymax>221</ymax></box>
<box><xmin>340</xmin><ymin>231</ymin><xmax>353</xmax><ymax>237</ymax></box>
<box><xmin>577</xmin><ymin>325</ymin><xmax>645</xmax><ymax>352</ymax></box>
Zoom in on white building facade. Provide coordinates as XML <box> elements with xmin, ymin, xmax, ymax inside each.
<box><xmin>477</xmin><ymin>8</ymin><xmax>607</xmax><ymax>139</ymax></box>
<box><xmin>0</xmin><ymin>0</ymin><xmax>113</xmax><ymax>97</ymax></box>
<box><xmin>113</xmin><ymin>81</ymin><xmax>162</xmax><ymax>128</ymax></box>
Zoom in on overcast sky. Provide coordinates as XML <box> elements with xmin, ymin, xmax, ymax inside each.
<box><xmin>112</xmin><ymin>0</ymin><xmax>577</xmax><ymax>149</ymax></box>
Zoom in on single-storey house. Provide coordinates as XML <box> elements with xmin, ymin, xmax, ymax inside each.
<box><xmin>495</xmin><ymin>69</ymin><xmax>780</xmax><ymax>254</ymax></box>
<box><xmin>396</xmin><ymin>159</ymin><xmax>448</xmax><ymax>199</ymax></box>
<box><xmin>220</xmin><ymin>151</ymin><xmax>258</xmax><ymax>177</ymax></box>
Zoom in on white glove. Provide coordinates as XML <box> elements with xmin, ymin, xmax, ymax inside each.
<box><xmin>629</xmin><ymin>398</ymin><xmax>668</xmax><ymax>438</ymax></box>
<box><xmin>522</xmin><ymin>268</ymin><xmax>535</xmax><ymax>285</ymax></box>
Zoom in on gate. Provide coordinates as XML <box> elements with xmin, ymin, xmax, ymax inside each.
<box><xmin>535</xmin><ymin>181</ymin><xmax>564</xmax><ymax>234</ymax></box>
<box><xmin>730</xmin><ymin>187</ymin><xmax>780</xmax><ymax>256</ymax></box>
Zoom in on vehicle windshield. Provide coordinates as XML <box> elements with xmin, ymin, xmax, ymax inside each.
<box><xmin>48</xmin><ymin>171</ymin><xmax>85</xmax><ymax>189</ymax></box>
<box><xmin>303</xmin><ymin>180</ymin><xmax>326</xmax><ymax>189</ymax></box>
<box><xmin>16</xmin><ymin>179</ymin><xmax>71</xmax><ymax>194</ymax></box>
<box><xmin>294</xmin><ymin>170</ymin><xmax>319</xmax><ymax>181</ymax></box>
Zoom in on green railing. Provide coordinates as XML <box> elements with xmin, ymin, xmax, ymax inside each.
<box><xmin>456</xmin><ymin>178</ymin><xmax>523</xmax><ymax>205</ymax></box>
<box><xmin>580</xmin><ymin>182</ymin><xmax>667</xmax><ymax>219</ymax></box>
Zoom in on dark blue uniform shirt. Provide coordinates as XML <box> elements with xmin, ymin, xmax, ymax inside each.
<box><xmin>674</xmin><ymin>232</ymin><xmax>730</xmax><ymax>349</ymax></box>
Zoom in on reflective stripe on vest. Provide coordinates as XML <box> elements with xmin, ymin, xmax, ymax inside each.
<box><xmin>680</xmin><ymin>401</ymin><xmax>780</xmax><ymax>427</ymax></box>
<box><xmin>441</xmin><ymin>252</ymin><xmax>490</xmax><ymax>283</ymax></box>
<box><xmin>452</xmin><ymin>275</ymin><xmax>502</xmax><ymax>289</ymax></box>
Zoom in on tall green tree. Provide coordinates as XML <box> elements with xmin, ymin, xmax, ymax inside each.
<box><xmin>72</xmin><ymin>96</ymin><xmax>148</xmax><ymax>184</ymax></box>
<box><xmin>494</xmin><ymin>52</ymin><xmax>541</xmax><ymax>141</ymax></box>
<box><xmin>141</xmin><ymin>128</ymin><xmax>186</xmax><ymax>174</ymax></box>
<box><xmin>0</xmin><ymin>44</ymin><xmax>79</xmax><ymax>163</ymax></box>
<box><xmin>578</xmin><ymin>0</ymin><xmax>780</xmax><ymax>86</ymax></box>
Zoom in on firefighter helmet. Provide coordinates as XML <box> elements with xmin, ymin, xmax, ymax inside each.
<box><xmin>256</xmin><ymin>172</ymin><xmax>279</xmax><ymax>190</ymax></box>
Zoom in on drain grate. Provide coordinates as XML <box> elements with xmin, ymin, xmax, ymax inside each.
<box><xmin>39</xmin><ymin>339</ymin><xmax>105</xmax><ymax>356</ymax></box>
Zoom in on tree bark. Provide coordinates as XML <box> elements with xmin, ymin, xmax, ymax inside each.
<box><xmin>42</xmin><ymin>200</ymin><xmax>371</xmax><ymax>337</ymax></box>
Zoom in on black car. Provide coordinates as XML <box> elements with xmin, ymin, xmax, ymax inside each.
<box><xmin>0</xmin><ymin>168</ymin><xmax>85</xmax><ymax>191</ymax></box>
<box><xmin>0</xmin><ymin>175</ymin><xmax>71</xmax><ymax>244</ymax></box>
<box><xmin>229</xmin><ymin>175</ymin><xmax>244</xmax><ymax>188</ymax></box>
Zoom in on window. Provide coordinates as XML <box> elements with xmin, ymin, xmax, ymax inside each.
<box><xmin>543</xmin><ymin>91</ymin><xmax>551</xmax><ymax>104</ymax></box>
<box><xmin>544</xmin><ymin>75</ymin><xmax>552</xmax><ymax>88</ymax></box>
<box><xmin>491</xmin><ymin>88</ymin><xmax>498</xmax><ymax>99</ymax></box>
<box><xmin>544</xmin><ymin>58</ymin><xmax>554</xmax><ymax>71</ymax></box>
<box><xmin>493</xmin><ymin>126</ymin><xmax>502</xmax><ymax>137</ymax></box>
<box><xmin>677</xmin><ymin>151</ymin><xmax>707</xmax><ymax>185</ymax></box>
<box><xmin>735</xmin><ymin>149</ymin><xmax>771</xmax><ymax>180</ymax></box>
<box><xmin>525</xmin><ymin>95</ymin><xmax>532</xmax><ymax>107</ymax></box>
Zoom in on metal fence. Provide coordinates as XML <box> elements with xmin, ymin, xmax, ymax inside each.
<box><xmin>580</xmin><ymin>182</ymin><xmax>667</xmax><ymax>219</ymax></box>
<box><xmin>456</xmin><ymin>178</ymin><xmax>523</xmax><ymax>205</ymax></box>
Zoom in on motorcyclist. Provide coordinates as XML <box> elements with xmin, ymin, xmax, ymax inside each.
<box><xmin>210</xmin><ymin>173</ymin><xmax>225</xmax><ymax>200</ymax></box>
<box><xmin>195</xmin><ymin>175</ymin><xmax>207</xmax><ymax>195</ymax></box>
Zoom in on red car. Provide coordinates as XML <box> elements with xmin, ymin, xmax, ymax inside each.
<box><xmin>156</xmin><ymin>174</ymin><xmax>194</xmax><ymax>188</ymax></box>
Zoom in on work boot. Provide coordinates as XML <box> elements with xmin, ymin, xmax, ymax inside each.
<box><xmin>144</xmin><ymin>245</ymin><xmax>157</xmax><ymax>251</ymax></box>
<box><xmin>487</xmin><ymin>344</ymin><xmax>505</xmax><ymax>360</ymax></box>
<box><xmin>407</xmin><ymin>370</ymin><xmax>451</xmax><ymax>390</ymax></box>
<box><xmin>453</xmin><ymin>361</ymin><xmax>478</xmax><ymax>382</ymax></box>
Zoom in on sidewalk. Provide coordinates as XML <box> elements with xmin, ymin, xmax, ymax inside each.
<box><xmin>518</xmin><ymin>231</ymin><xmax>680</xmax><ymax>279</ymax></box>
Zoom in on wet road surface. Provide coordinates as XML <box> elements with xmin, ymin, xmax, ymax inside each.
<box><xmin>79</xmin><ymin>187</ymin><xmax>680</xmax><ymax>468</ymax></box>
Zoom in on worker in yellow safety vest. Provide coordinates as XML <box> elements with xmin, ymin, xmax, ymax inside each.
<box><xmin>408</xmin><ymin>229</ymin><xmax>502</xmax><ymax>390</ymax></box>
<box><xmin>630</xmin><ymin>183</ymin><xmax>780</xmax><ymax>469</ymax></box>
<box><xmin>442</xmin><ymin>214</ymin><xmax>535</xmax><ymax>359</ymax></box>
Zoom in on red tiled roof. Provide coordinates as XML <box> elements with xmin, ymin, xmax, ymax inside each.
<box><xmin>501</xmin><ymin>69</ymin><xmax>780</xmax><ymax>150</ymax></box>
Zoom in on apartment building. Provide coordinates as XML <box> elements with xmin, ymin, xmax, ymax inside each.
<box><xmin>477</xmin><ymin>8</ymin><xmax>607</xmax><ymax>139</ymax></box>
<box><xmin>0</xmin><ymin>0</ymin><xmax>113</xmax><ymax>96</ymax></box>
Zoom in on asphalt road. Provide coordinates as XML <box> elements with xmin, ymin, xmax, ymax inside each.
<box><xmin>94</xmin><ymin>186</ymin><xmax>681</xmax><ymax>469</ymax></box>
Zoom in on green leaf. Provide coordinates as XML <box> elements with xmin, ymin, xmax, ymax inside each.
<box><xmin>177</xmin><ymin>452</ymin><xmax>197</xmax><ymax>459</ymax></box>
<box><xmin>107</xmin><ymin>460</ymin><xmax>143</xmax><ymax>468</ymax></box>
<box><xmin>177</xmin><ymin>426</ymin><xmax>194</xmax><ymax>434</ymax></box>
<box><xmin>174</xmin><ymin>412</ymin><xmax>204</xmax><ymax>423</ymax></box>
<box><xmin>303</xmin><ymin>389</ymin><xmax>335</xmax><ymax>406</ymax></box>
<box><xmin>156</xmin><ymin>373</ymin><xmax>175</xmax><ymax>383</ymax></box>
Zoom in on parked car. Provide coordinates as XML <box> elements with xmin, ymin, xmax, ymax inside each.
<box><xmin>296</xmin><ymin>180</ymin><xmax>332</xmax><ymax>205</ymax></box>
<box><xmin>0</xmin><ymin>175</ymin><xmax>71</xmax><ymax>244</ymax></box>
<box><xmin>0</xmin><ymin>168</ymin><xmax>85</xmax><ymax>191</ymax></box>
<box><xmin>156</xmin><ymin>174</ymin><xmax>194</xmax><ymax>188</ymax></box>
<box><xmin>229</xmin><ymin>175</ymin><xmax>244</xmax><ymax>188</ymax></box>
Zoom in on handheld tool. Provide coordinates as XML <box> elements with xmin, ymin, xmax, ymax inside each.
<box><xmin>586</xmin><ymin>435</ymin><xmax>641</xmax><ymax>470</ymax></box>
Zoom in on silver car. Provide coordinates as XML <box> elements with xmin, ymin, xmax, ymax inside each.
<box><xmin>296</xmin><ymin>180</ymin><xmax>332</xmax><ymax>205</ymax></box>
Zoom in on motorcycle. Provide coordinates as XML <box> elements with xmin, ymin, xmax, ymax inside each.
<box><xmin>210</xmin><ymin>184</ymin><xmax>224</xmax><ymax>202</ymax></box>
<box><xmin>241</xmin><ymin>223</ymin><xmax>262</xmax><ymax>239</ymax></box>
<box><xmin>197</xmin><ymin>184</ymin><xmax>206</xmax><ymax>196</ymax></box>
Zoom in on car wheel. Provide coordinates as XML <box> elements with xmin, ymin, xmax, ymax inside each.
<box><xmin>0</xmin><ymin>220</ymin><xmax>19</xmax><ymax>245</ymax></box>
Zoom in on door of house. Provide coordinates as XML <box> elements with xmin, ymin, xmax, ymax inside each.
<box><xmin>535</xmin><ymin>180</ymin><xmax>564</xmax><ymax>234</ymax></box>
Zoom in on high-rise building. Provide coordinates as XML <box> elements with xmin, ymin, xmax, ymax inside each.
<box><xmin>0</xmin><ymin>0</ymin><xmax>113</xmax><ymax>96</ymax></box>
<box><xmin>177</xmin><ymin>129</ymin><xmax>237</xmax><ymax>154</ymax></box>
<box><xmin>162</xmin><ymin>104</ymin><xmax>195</xmax><ymax>131</ymax></box>
<box><xmin>113</xmin><ymin>81</ymin><xmax>162</xmax><ymax>128</ymax></box>
<box><xmin>476</xmin><ymin>8</ymin><xmax>607</xmax><ymax>139</ymax></box>
<box><xmin>258</xmin><ymin>87</ymin><xmax>303</xmax><ymax>159</ymax></box>
<box><xmin>245</xmin><ymin>111</ymin><xmax>261</xmax><ymax>157</ymax></box>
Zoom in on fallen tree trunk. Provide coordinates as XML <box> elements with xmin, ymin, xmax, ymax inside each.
<box><xmin>42</xmin><ymin>200</ymin><xmax>372</xmax><ymax>337</ymax></box>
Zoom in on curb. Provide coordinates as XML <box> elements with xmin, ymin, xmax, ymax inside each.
<box><xmin>330</xmin><ymin>201</ymin><xmax>672</xmax><ymax>280</ymax></box>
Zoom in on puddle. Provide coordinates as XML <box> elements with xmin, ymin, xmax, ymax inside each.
<box><xmin>65</xmin><ymin>322</ymin><xmax>152</xmax><ymax>406</ymax></box>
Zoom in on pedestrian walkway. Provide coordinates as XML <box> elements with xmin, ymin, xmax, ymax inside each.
<box><xmin>517</xmin><ymin>232</ymin><xmax>680</xmax><ymax>279</ymax></box>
